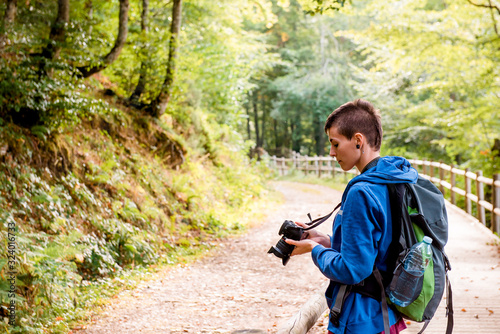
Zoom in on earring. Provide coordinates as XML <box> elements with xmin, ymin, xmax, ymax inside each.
<box><xmin>356</xmin><ymin>145</ymin><xmax>360</xmax><ymax>149</ymax></box>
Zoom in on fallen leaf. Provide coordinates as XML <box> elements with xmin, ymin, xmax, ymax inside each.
<box><xmin>474</xmin><ymin>314</ymin><xmax>479</xmax><ymax>319</ymax></box>
<box><xmin>488</xmin><ymin>310</ymin><xmax>494</xmax><ymax>315</ymax></box>
<box><xmin>461</xmin><ymin>308</ymin><xmax>467</xmax><ymax>312</ymax></box>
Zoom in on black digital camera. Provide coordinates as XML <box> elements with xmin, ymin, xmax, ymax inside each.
<box><xmin>267</xmin><ymin>202</ymin><xmax>341</xmax><ymax>266</ymax></box>
<box><xmin>267</xmin><ymin>220</ymin><xmax>304</xmax><ymax>266</ymax></box>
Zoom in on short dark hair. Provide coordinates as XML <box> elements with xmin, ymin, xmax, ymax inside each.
<box><xmin>324</xmin><ymin>99</ymin><xmax>383</xmax><ymax>151</ymax></box>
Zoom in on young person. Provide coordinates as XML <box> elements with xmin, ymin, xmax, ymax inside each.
<box><xmin>286</xmin><ymin>99</ymin><xmax>416</xmax><ymax>333</ymax></box>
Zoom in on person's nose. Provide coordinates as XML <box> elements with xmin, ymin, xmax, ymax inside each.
<box><xmin>329</xmin><ymin>146</ymin><xmax>336</xmax><ymax>158</ymax></box>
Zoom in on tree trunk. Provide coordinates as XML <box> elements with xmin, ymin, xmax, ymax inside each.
<box><xmin>259</xmin><ymin>98</ymin><xmax>267</xmax><ymax>148</ymax></box>
<box><xmin>41</xmin><ymin>0</ymin><xmax>70</xmax><ymax>60</ymax></box>
<box><xmin>130</xmin><ymin>0</ymin><xmax>149</xmax><ymax>103</ymax></box>
<box><xmin>86</xmin><ymin>0</ymin><xmax>93</xmax><ymax>35</ymax></box>
<box><xmin>291</xmin><ymin>120</ymin><xmax>301</xmax><ymax>152</ymax></box>
<box><xmin>0</xmin><ymin>0</ymin><xmax>17</xmax><ymax>51</ymax></box>
<box><xmin>78</xmin><ymin>0</ymin><xmax>129</xmax><ymax>78</ymax></box>
<box><xmin>284</xmin><ymin>120</ymin><xmax>290</xmax><ymax>150</ymax></box>
<box><xmin>245</xmin><ymin>102</ymin><xmax>251</xmax><ymax>140</ymax></box>
<box><xmin>253</xmin><ymin>92</ymin><xmax>260</xmax><ymax>148</ymax></box>
<box><xmin>149</xmin><ymin>0</ymin><xmax>182</xmax><ymax>117</ymax></box>
<box><xmin>314</xmin><ymin>115</ymin><xmax>325</xmax><ymax>156</ymax></box>
<box><xmin>273</xmin><ymin>119</ymin><xmax>279</xmax><ymax>153</ymax></box>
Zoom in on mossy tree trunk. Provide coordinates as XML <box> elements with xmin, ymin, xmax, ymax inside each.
<box><xmin>77</xmin><ymin>0</ymin><xmax>129</xmax><ymax>78</ymax></box>
<box><xmin>129</xmin><ymin>0</ymin><xmax>150</xmax><ymax>104</ymax></box>
<box><xmin>41</xmin><ymin>0</ymin><xmax>69</xmax><ymax>61</ymax></box>
<box><xmin>148</xmin><ymin>0</ymin><xmax>182</xmax><ymax>118</ymax></box>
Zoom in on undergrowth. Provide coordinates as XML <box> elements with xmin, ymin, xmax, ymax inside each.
<box><xmin>0</xmin><ymin>96</ymin><xmax>271</xmax><ymax>333</ymax></box>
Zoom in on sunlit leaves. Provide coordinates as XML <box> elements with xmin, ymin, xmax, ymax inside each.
<box><xmin>335</xmin><ymin>0</ymin><xmax>500</xmax><ymax>173</ymax></box>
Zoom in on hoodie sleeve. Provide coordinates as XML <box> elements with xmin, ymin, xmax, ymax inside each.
<box><xmin>311</xmin><ymin>184</ymin><xmax>384</xmax><ymax>284</ymax></box>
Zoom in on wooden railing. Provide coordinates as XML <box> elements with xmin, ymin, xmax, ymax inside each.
<box><xmin>271</xmin><ymin>152</ymin><xmax>358</xmax><ymax>178</ymax></box>
<box><xmin>270</xmin><ymin>153</ymin><xmax>500</xmax><ymax>235</ymax></box>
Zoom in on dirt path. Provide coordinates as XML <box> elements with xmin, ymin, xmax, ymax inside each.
<box><xmin>80</xmin><ymin>181</ymin><xmax>342</xmax><ymax>334</ymax></box>
<box><xmin>79</xmin><ymin>180</ymin><xmax>500</xmax><ymax>334</ymax></box>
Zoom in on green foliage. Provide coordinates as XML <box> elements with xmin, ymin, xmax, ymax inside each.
<box><xmin>335</xmin><ymin>0</ymin><xmax>500</xmax><ymax>175</ymax></box>
<box><xmin>297</xmin><ymin>0</ymin><xmax>348</xmax><ymax>15</ymax></box>
<box><xmin>0</xmin><ymin>96</ymin><xmax>268</xmax><ymax>333</ymax></box>
<box><xmin>241</xmin><ymin>0</ymin><xmax>358</xmax><ymax>156</ymax></box>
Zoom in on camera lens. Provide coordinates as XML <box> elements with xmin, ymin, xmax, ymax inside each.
<box><xmin>268</xmin><ymin>237</ymin><xmax>295</xmax><ymax>265</ymax></box>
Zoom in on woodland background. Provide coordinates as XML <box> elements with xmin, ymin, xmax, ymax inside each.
<box><xmin>0</xmin><ymin>0</ymin><xmax>498</xmax><ymax>333</ymax></box>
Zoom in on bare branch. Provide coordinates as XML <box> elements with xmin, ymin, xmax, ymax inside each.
<box><xmin>467</xmin><ymin>0</ymin><xmax>500</xmax><ymax>36</ymax></box>
<box><xmin>466</xmin><ymin>0</ymin><xmax>500</xmax><ymax>15</ymax></box>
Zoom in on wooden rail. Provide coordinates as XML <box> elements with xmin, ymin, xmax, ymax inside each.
<box><xmin>270</xmin><ymin>153</ymin><xmax>500</xmax><ymax>235</ymax></box>
<box><xmin>271</xmin><ymin>152</ymin><xmax>358</xmax><ymax>178</ymax></box>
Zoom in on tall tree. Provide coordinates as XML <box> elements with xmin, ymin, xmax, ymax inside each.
<box><xmin>77</xmin><ymin>0</ymin><xmax>129</xmax><ymax>78</ymax></box>
<box><xmin>41</xmin><ymin>0</ymin><xmax>70</xmax><ymax>61</ymax></box>
<box><xmin>149</xmin><ymin>0</ymin><xmax>182</xmax><ymax>117</ymax></box>
<box><xmin>0</xmin><ymin>0</ymin><xmax>17</xmax><ymax>51</ymax></box>
<box><xmin>129</xmin><ymin>0</ymin><xmax>150</xmax><ymax>104</ymax></box>
<box><xmin>252</xmin><ymin>91</ymin><xmax>260</xmax><ymax>147</ymax></box>
<box><xmin>259</xmin><ymin>96</ymin><xmax>268</xmax><ymax>148</ymax></box>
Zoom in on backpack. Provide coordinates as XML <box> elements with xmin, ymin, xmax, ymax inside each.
<box><xmin>329</xmin><ymin>175</ymin><xmax>454</xmax><ymax>334</ymax></box>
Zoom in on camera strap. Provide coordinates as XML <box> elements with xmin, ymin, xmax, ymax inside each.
<box><xmin>302</xmin><ymin>158</ymin><xmax>380</xmax><ymax>231</ymax></box>
<box><xmin>303</xmin><ymin>202</ymin><xmax>341</xmax><ymax>231</ymax></box>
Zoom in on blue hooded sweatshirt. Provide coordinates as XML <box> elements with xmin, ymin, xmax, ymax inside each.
<box><xmin>311</xmin><ymin>156</ymin><xmax>418</xmax><ymax>334</ymax></box>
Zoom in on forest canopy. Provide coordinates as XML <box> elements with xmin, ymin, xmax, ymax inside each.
<box><xmin>1</xmin><ymin>0</ymin><xmax>499</xmax><ymax>174</ymax></box>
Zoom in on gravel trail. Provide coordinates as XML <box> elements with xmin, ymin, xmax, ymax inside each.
<box><xmin>80</xmin><ymin>181</ymin><xmax>342</xmax><ymax>334</ymax></box>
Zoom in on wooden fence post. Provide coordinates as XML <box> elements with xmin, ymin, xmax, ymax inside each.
<box><xmin>450</xmin><ymin>164</ymin><xmax>456</xmax><ymax>205</ymax></box>
<box><xmin>493</xmin><ymin>174</ymin><xmax>500</xmax><ymax>235</ymax></box>
<box><xmin>477</xmin><ymin>170</ymin><xmax>486</xmax><ymax>226</ymax></box>
<box><xmin>465</xmin><ymin>168</ymin><xmax>472</xmax><ymax>215</ymax></box>
<box><xmin>439</xmin><ymin>161</ymin><xmax>445</xmax><ymax>195</ymax></box>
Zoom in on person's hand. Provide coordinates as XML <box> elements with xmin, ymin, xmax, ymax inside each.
<box><xmin>285</xmin><ymin>238</ymin><xmax>318</xmax><ymax>256</ymax></box>
<box><xmin>285</xmin><ymin>221</ymin><xmax>330</xmax><ymax>256</ymax></box>
<box><xmin>294</xmin><ymin>221</ymin><xmax>330</xmax><ymax>247</ymax></box>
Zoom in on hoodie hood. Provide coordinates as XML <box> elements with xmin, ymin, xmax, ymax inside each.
<box><xmin>348</xmin><ymin>156</ymin><xmax>418</xmax><ymax>189</ymax></box>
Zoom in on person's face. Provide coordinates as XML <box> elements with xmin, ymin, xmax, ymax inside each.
<box><xmin>327</xmin><ymin>126</ymin><xmax>359</xmax><ymax>171</ymax></box>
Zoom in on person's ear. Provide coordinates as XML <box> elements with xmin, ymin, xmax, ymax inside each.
<box><xmin>354</xmin><ymin>133</ymin><xmax>363</xmax><ymax>149</ymax></box>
